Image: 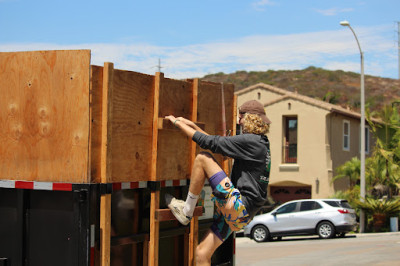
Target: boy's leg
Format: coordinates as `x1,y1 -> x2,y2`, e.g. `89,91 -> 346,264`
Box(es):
183,152 -> 225,217
195,229 -> 223,266
188,151 -> 224,195
166,152 -> 225,223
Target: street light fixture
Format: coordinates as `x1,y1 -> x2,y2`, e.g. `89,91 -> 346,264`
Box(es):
340,20 -> 366,233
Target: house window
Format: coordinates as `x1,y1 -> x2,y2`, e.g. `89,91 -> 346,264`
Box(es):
343,120 -> 350,151
283,116 -> 298,163
257,92 -> 261,100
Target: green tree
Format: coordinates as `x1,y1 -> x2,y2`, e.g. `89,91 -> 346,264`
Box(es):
367,104 -> 400,198
333,157 -> 360,188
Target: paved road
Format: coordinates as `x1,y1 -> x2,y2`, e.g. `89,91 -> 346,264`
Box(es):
235,232 -> 400,266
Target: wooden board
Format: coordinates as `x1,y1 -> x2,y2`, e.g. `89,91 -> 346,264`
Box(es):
0,50 -> 91,182
109,68 -> 154,182
90,65 -> 103,183
197,81 -> 235,168
156,78 -> 193,181
155,206 -> 203,221
91,69 -> 234,183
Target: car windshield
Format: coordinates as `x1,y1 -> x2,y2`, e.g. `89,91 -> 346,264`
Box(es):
323,200 -> 352,209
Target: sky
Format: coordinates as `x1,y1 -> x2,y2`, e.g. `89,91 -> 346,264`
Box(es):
1,0 -> 399,80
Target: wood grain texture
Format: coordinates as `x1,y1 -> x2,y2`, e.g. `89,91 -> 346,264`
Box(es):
197,81 -> 235,169
109,69 -> 154,182
100,194 -> 111,266
149,72 -> 162,266
90,65 -> 103,183
156,77 -> 193,181
0,50 -> 91,182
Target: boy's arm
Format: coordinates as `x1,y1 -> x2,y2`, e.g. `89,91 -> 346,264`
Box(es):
176,117 -> 208,135
165,115 -> 208,138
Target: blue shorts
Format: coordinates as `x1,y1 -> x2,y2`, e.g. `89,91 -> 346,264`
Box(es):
209,171 -> 250,242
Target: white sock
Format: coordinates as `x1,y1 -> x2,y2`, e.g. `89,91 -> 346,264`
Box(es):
183,191 -> 199,217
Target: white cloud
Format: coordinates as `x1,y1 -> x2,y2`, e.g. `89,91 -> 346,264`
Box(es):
315,7 -> 353,16
252,0 -> 275,11
323,61 -> 361,73
0,24 -> 396,79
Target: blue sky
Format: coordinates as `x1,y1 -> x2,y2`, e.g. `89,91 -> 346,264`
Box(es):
1,0 -> 399,79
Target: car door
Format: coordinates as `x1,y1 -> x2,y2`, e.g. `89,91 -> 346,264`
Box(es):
267,202 -> 299,233
292,201 -> 323,231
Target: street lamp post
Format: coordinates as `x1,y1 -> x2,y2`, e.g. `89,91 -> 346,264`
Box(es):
340,20 -> 366,233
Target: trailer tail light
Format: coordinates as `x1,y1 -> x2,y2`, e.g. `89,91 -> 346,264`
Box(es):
338,209 -> 350,214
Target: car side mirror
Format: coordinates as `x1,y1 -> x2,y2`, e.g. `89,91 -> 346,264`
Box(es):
272,212 -> 277,216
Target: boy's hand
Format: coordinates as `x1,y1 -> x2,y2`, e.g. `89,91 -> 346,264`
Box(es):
165,115 -> 177,123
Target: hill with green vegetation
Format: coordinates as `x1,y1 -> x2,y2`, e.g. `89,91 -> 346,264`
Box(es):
201,66 -> 400,112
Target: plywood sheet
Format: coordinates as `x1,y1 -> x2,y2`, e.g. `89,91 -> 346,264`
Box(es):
0,50 -> 91,182
109,69 -> 154,182
90,65 -> 103,183
157,78 -> 193,181
196,82 -> 226,165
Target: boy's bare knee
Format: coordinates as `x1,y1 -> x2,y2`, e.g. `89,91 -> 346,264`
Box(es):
194,151 -> 223,179
196,151 -> 212,160
195,151 -> 216,164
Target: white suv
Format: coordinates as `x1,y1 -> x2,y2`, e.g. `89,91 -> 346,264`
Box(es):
243,199 -> 357,242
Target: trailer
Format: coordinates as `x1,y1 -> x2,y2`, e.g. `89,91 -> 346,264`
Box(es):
0,50 -> 236,266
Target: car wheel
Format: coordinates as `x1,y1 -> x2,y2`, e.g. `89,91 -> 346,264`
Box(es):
317,221 -> 335,239
251,225 -> 269,242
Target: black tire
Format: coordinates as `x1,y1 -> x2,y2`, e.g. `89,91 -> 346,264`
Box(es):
317,221 -> 335,239
251,225 -> 269,242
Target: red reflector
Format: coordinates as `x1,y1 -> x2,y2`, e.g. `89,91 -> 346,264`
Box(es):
53,183 -> 73,191
15,181 -> 34,190
338,209 -> 349,214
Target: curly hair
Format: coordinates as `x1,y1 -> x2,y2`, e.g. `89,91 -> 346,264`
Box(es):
242,113 -> 270,135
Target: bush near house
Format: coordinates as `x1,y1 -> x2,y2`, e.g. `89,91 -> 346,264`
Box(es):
355,197 -> 400,232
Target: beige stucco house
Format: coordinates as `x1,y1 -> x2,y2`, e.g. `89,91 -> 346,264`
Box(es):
236,83 -> 374,204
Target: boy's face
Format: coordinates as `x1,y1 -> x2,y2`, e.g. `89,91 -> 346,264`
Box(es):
238,111 -> 246,125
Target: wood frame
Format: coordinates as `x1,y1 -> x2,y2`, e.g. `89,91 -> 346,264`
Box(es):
1,50 -> 236,266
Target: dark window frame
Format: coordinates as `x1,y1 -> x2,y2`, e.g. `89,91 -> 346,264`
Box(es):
283,116 -> 298,163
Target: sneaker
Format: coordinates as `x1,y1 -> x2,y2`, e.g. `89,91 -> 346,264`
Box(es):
165,194 -> 192,225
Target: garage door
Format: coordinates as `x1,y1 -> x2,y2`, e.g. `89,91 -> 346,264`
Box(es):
270,186 -> 311,204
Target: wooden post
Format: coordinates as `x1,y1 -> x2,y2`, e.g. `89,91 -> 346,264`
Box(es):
226,94 -> 238,173
149,72 -> 162,266
100,62 -> 114,266
233,94 -> 238,136
188,78 -> 200,266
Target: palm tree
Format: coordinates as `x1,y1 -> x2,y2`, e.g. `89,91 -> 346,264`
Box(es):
366,151 -> 400,198
366,105 -> 400,198
333,157 -> 360,188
